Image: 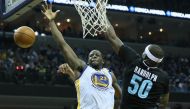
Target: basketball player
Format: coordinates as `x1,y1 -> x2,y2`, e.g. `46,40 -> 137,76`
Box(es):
41,3 -> 121,109
58,62 -> 121,109
103,19 -> 170,108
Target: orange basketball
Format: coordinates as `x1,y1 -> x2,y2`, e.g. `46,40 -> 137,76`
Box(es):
14,26 -> 36,48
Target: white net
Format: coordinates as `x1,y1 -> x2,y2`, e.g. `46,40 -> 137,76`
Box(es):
74,0 -> 109,38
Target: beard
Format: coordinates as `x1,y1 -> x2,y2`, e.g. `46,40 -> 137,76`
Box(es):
89,61 -> 102,70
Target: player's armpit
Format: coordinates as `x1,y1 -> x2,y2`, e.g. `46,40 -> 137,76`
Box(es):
159,93 -> 169,109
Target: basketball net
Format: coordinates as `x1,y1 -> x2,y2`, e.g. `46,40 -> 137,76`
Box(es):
74,0 -> 109,38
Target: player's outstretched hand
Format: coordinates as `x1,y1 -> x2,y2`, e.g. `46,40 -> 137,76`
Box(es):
57,63 -> 74,75
41,2 -> 60,21
57,63 -> 77,81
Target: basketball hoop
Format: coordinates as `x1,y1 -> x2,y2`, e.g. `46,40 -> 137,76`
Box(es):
73,0 -> 109,38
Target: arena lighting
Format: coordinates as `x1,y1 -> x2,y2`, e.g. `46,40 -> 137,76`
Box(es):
159,28 -> 163,32
115,24 -> 118,27
148,32 -> 152,35
41,33 -> 46,37
0,22 -> 3,26
16,66 -> 19,70
166,11 -> 171,16
20,66 -> 24,70
57,22 -> 61,26
107,4 -> 129,11
16,66 -> 24,71
129,6 -> 135,12
170,12 -> 190,19
47,0 -> 54,4
66,18 -> 71,22
35,31 -> 39,36
43,0 -> 190,20
134,7 -> 165,16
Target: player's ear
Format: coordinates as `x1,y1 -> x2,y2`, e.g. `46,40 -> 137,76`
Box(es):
102,60 -> 104,65
87,60 -> 90,65
142,52 -> 146,59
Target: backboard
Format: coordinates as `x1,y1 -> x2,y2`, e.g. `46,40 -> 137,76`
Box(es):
1,0 -> 43,22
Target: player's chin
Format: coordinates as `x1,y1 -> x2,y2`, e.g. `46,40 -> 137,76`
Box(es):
90,62 -> 100,67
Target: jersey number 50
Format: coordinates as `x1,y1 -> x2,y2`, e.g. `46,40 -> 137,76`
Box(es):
128,74 -> 153,99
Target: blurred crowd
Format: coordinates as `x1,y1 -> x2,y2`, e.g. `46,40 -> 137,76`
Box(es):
0,37 -> 190,93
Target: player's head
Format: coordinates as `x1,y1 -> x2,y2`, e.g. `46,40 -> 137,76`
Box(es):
88,49 -> 104,69
142,44 -> 164,68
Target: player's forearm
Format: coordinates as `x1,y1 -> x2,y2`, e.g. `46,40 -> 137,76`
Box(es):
159,100 -> 168,109
159,93 -> 169,109
114,99 -> 121,109
66,70 -> 77,81
114,93 -> 121,109
113,83 -> 122,109
105,21 -> 123,54
114,89 -> 121,109
159,103 -> 168,109
49,20 -> 83,69
49,20 -> 66,45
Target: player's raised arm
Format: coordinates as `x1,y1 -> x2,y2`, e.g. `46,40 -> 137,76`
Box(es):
41,3 -> 86,71
104,18 -> 139,63
104,18 -> 124,55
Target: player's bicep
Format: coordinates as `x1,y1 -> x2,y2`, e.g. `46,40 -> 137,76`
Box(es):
118,45 -> 140,63
60,43 -> 86,70
111,72 -> 122,99
113,82 -> 122,99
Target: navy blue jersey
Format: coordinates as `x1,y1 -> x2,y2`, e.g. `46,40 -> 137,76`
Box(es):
119,45 -> 169,109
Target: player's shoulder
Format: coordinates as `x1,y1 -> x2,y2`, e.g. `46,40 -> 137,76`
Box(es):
83,65 -> 93,72
156,68 -> 169,78
101,68 -> 114,76
101,68 -> 110,73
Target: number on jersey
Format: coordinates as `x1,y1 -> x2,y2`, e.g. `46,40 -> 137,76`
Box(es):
128,74 -> 153,99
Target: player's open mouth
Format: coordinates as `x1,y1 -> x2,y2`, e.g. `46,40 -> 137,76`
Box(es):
91,59 -> 98,63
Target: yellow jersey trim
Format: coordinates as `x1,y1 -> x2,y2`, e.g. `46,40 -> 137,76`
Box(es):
75,79 -> 80,109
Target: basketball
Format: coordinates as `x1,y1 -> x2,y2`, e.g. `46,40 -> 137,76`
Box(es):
14,26 -> 36,48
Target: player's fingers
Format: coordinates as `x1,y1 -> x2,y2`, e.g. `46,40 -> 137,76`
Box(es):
41,5 -> 46,11
58,65 -> 63,70
62,64 -> 67,68
61,64 -> 67,71
58,65 -> 66,73
55,10 -> 60,15
64,64 -> 70,69
45,2 -> 48,8
41,10 -> 45,15
49,3 -> 52,10
62,67 -> 68,73
65,63 -> 69,67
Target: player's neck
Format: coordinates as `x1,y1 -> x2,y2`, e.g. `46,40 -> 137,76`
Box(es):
143,61 -> 157,70
91,65 -> 102,70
